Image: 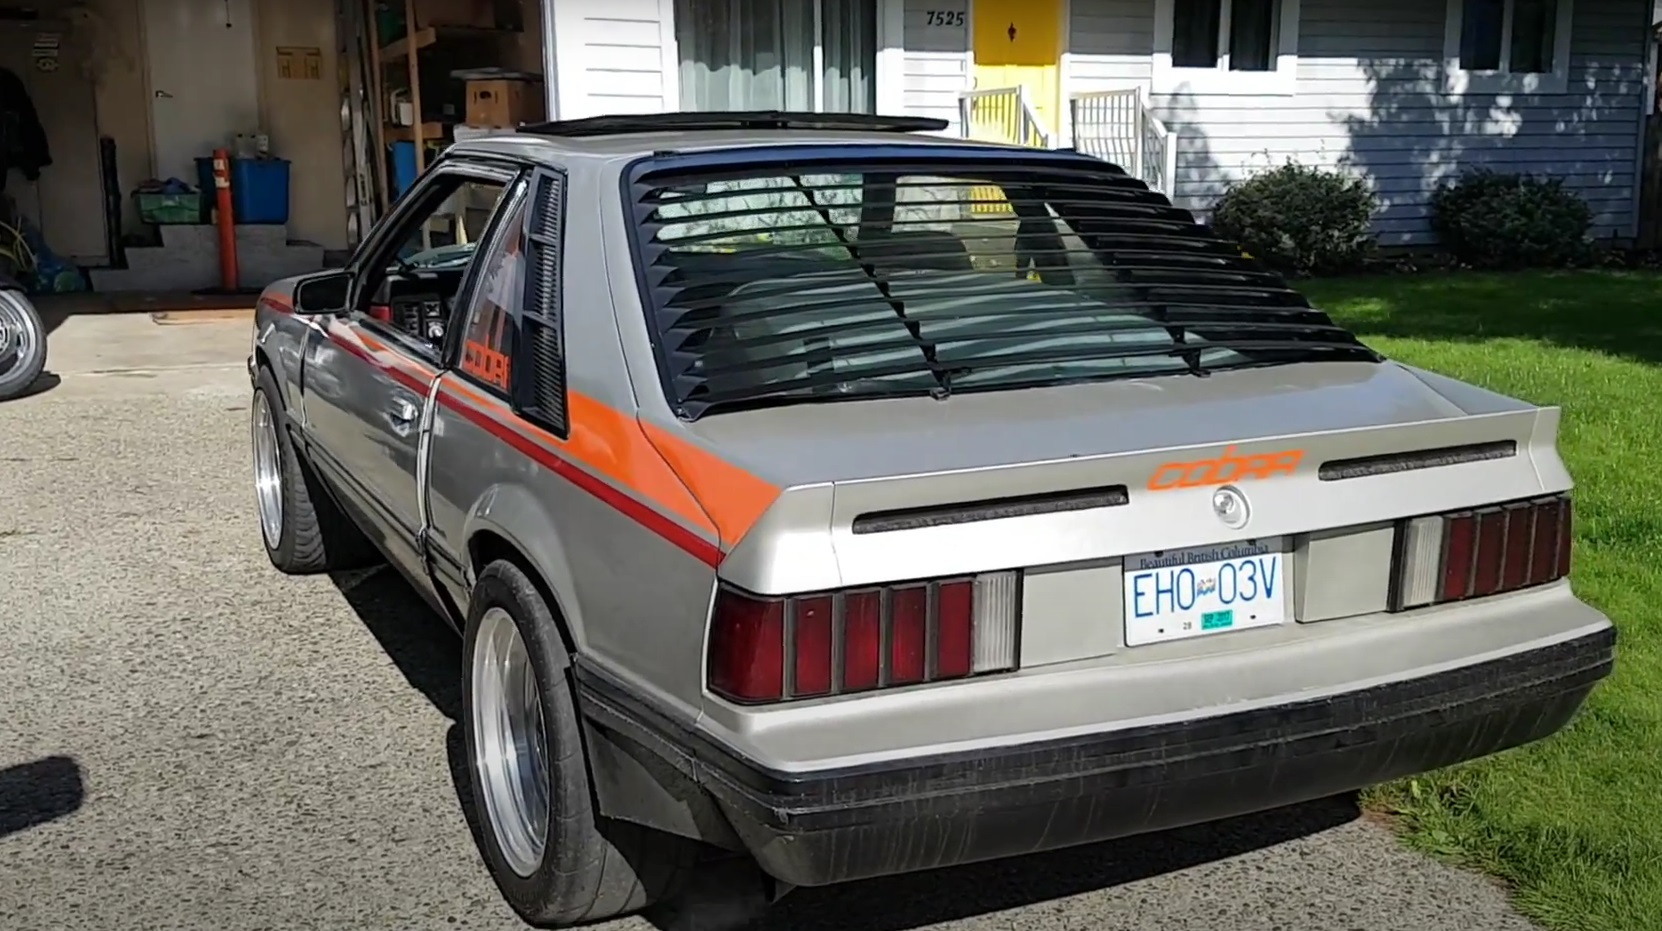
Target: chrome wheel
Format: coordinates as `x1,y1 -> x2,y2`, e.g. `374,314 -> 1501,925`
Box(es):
472,606 -> 551,878
251,391 -> 284,548
0,291 -> 37,369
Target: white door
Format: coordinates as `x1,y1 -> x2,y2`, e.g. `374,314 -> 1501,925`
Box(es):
142,0 -> 260,183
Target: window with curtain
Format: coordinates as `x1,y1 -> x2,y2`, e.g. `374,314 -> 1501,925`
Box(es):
675,0 -> 876,113
1168,0 -> 1282,72
1458,0 -> 1560,74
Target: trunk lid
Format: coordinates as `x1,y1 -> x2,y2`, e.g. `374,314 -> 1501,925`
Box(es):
699,360 -> 1566,597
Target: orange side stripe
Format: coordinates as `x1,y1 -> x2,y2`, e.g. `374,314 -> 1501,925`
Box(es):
640,421 -> 781,548
443,378 -> 722,540
337,326 -> 780,551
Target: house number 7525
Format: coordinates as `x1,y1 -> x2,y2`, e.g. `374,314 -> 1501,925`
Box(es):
925,10 -> 965,26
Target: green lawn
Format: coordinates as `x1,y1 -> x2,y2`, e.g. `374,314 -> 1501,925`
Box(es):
1297,270 -> 1662,931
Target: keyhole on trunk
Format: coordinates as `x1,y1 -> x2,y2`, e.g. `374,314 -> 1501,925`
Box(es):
1007,23 -> 1017,41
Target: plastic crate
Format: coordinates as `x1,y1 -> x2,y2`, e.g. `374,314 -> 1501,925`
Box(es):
195,156 -> 292,225
134,191 -> 203,225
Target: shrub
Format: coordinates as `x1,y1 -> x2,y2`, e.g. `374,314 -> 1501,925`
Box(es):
1208,162 -> 1378,278
1429,169 -> 1593,270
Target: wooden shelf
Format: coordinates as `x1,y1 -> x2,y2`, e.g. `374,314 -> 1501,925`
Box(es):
383,122 -> 448,142
381,25 -> 518,61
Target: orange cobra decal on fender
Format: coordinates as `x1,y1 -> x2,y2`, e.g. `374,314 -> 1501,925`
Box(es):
1147,445 -> 1304,491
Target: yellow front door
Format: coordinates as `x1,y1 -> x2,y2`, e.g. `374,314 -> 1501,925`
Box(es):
972,0 -> 1063,138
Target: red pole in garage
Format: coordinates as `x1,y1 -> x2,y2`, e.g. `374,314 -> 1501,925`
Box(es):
211,147 -> 240,292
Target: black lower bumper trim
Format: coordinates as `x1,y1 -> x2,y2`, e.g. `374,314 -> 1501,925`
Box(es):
576,625 -> 1614,887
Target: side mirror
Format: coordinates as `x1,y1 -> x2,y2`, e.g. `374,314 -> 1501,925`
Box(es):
294,270 -> 353,314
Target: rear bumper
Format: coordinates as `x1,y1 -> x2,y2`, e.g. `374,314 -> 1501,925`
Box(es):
576,623 -> 1614,888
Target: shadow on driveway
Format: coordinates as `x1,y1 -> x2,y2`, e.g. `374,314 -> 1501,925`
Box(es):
329,565 -> 1361,931
0,754 -> 86,841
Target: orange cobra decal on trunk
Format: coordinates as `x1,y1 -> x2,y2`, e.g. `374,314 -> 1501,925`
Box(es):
1147,445 -> 1304,491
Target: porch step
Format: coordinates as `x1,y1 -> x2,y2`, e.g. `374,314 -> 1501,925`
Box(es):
91,223 -> 327,293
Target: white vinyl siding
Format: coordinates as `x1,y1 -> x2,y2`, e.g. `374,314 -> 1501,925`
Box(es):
550,0 -> 678,119
1067,0 -> 1649,244
900,0 -> 972,133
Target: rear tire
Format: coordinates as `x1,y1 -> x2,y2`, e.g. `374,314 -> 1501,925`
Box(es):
462,559 -> 698,927
250,365 -> 380,574
0,290 -> 47,401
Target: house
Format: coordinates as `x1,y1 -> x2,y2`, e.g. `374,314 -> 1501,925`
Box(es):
536,0 -> 1654,246
38,0 -> 1651,296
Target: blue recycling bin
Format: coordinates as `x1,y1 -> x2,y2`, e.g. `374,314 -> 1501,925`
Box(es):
194,156 -> 292,225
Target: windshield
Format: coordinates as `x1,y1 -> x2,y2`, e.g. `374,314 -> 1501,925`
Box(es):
397,242 -> 477,270
629,154 -> 1378,419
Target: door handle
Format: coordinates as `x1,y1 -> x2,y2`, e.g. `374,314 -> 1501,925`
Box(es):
390,398 -> 419,424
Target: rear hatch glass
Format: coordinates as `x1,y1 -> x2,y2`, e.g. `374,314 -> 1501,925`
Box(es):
623,150 -> 1378,419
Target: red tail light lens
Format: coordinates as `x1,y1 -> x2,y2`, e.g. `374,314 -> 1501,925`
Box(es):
707,572 -> 1022,705
1394,494 -> 1572,611
706,593 -> 785,703
791,595 -> 834,697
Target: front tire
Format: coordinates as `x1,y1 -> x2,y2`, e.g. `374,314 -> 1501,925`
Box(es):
0,289 -> 47,401
462,559 -> 697,927
250,365 -> 379,574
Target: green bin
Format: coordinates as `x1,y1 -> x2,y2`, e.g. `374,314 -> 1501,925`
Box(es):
134,191 -> 203,225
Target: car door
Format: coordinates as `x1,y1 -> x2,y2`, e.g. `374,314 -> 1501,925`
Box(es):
300,158 -> 526,585
424,165 -> 568,613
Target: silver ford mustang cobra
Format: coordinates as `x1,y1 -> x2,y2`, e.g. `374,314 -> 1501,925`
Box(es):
245,111 -> 1616,928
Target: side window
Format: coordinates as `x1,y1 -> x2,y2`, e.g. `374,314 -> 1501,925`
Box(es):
355,171 -> 510,348
456,194 -> 528,397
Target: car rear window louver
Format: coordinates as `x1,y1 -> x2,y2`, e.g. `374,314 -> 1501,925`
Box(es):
851,485 -> 1131,535
517,168 -> 569,436
1318,440 -> 1517,482
624,152 -> 1382,421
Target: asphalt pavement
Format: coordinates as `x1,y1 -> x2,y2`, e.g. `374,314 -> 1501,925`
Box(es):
0,313 -> 1540,930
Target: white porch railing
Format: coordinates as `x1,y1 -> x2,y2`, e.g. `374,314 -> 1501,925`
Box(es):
957,87 -> 1053,214
958,86 -> 1052,149
955,85 -> 1180,198
1068,88 -> 1180,197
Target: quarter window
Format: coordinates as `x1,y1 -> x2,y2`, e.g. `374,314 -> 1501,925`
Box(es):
457,194 -> 528,397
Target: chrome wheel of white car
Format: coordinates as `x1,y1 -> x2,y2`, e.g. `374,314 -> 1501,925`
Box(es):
472,605 -> 552,878
251,390 -> 284,549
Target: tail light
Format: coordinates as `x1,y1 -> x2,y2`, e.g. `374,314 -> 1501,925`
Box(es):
1392,494 -> 1572,611
707,572 -> 1021,704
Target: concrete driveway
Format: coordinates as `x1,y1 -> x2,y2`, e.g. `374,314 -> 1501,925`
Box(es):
0,313 -> 1539,931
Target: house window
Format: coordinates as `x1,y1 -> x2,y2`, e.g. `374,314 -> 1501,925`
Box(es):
1154,0 -> 1300,95
1172,0 -> 1279,71
1460,0 -> 1556,72
675,0 -> 877,113
1444,0 -> 1574,93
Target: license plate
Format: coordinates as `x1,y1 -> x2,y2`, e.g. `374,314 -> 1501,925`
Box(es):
1123,539 -> 1287,647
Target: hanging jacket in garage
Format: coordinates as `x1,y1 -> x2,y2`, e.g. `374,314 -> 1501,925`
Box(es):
0,66 -> 50,191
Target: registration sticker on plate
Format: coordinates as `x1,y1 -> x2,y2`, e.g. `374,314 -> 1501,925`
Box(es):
1123,539 -> 1287,647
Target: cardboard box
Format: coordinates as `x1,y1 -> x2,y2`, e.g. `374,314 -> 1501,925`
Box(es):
413,0 -> 495,29
452,124 -> 509,143
465,78 -> 544,127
